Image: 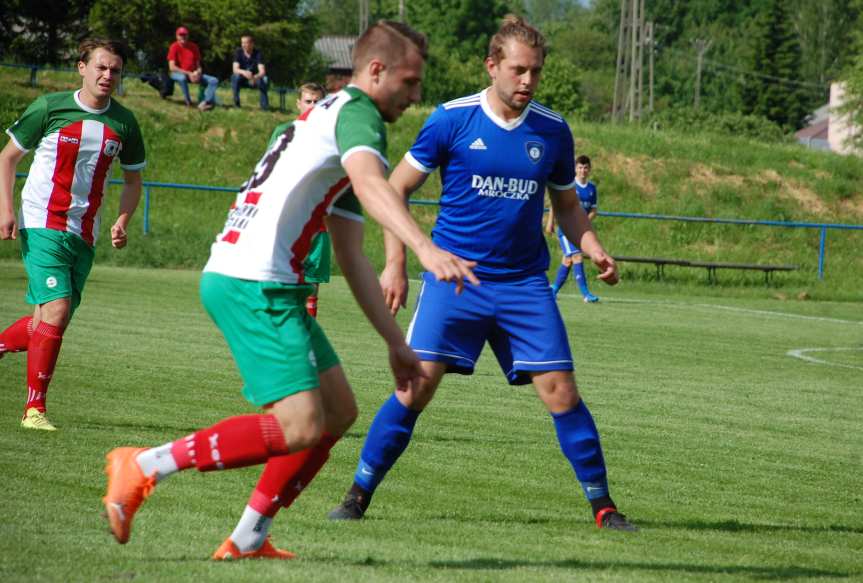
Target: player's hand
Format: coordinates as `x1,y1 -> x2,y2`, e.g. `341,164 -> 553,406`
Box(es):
380,263 -> 409,316
110,222 -> 128,249
388,343 -> 427,392
416,245 -> 479,295
591,249 -> 619,286
0,211 -> 17,240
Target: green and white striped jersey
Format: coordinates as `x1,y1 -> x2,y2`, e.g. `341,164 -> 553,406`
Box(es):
204,86 -> 384,284
6,90 -> 146,246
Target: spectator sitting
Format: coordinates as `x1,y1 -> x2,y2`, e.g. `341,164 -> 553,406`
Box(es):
167,26 -> 219,111
231,34 -> 269,110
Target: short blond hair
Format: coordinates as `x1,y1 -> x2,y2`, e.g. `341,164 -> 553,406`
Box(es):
352,20 -> 428,70
488,14 -> 547,63
298,82 -> 325,98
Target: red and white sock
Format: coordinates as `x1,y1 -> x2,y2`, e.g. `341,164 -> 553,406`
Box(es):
0,316 -> 33,355
25,321 -> 64,413
228,433 -> 339,551
135,414 -> 291,480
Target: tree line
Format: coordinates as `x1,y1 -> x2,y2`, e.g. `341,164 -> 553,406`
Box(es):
2,0 -> 863,136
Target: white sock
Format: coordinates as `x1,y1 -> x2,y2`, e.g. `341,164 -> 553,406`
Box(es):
229,505 -> 273,552
135,442 -> 179,482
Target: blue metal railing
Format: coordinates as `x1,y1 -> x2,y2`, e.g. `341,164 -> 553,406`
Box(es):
14,174 -> 862,279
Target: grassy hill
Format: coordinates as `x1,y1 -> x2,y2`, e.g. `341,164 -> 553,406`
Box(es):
1,67 -> 862,301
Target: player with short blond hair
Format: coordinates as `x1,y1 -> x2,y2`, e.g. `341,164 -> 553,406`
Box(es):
101,20 -> 478,559
329,15 -> 637,532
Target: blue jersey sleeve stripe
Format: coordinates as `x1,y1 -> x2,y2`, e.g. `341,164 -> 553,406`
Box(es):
404,151 -> 435,174
528,105 -> 565,124
548,178 -> 578,191
529,101 -> 564,121
443,93 -> 482,109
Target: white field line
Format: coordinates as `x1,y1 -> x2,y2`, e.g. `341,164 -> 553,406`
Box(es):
785,347 -> 863,372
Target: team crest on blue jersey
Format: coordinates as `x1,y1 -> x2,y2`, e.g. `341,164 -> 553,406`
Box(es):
525,141 -> 544,164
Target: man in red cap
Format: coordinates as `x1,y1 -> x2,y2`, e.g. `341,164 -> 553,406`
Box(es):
167,26 -> 219,111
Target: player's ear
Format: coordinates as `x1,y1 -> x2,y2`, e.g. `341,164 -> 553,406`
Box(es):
368,59 -> 386,82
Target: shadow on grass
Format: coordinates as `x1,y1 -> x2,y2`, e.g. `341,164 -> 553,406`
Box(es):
427,557 -> 856,580
637,518 -> 863,536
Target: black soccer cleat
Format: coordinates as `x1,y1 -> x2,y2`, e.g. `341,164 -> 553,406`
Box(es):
327,485 -> 371,520
596,507 -> 639,532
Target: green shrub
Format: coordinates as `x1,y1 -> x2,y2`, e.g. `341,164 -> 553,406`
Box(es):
648,107 -> 789,143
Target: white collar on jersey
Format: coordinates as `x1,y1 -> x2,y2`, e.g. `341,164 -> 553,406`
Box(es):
74,90 -> 111,114
480,87 -> 531,131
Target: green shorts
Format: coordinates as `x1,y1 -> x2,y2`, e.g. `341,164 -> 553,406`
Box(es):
303,231 -> 331,284
21,228 -> 94,313
199,272 -> 340,407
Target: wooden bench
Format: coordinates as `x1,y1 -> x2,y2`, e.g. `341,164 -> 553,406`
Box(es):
612,255 -> 798,284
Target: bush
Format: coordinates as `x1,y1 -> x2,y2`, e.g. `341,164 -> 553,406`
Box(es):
647,107 -> 789,143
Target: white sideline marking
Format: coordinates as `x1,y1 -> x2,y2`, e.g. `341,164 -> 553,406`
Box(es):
593,296 -> 863,326
786,347 -> 863,371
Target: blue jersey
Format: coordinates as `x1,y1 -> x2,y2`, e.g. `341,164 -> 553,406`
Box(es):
405,89 -> 576,280
575,180 -> 597,214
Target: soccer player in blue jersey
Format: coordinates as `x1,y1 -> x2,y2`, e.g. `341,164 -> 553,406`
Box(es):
546,154 -> 600,302
328,15 -> 637,531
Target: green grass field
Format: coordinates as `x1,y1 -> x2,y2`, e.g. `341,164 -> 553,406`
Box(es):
1,261 -> 861,582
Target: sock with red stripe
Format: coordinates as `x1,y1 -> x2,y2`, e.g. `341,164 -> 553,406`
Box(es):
228,433 -> 339,551
0,315 -> 33,355
25,321 -> 64,413
136,414 -> 291,480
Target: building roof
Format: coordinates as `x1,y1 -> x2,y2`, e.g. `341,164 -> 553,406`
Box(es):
314,36 -> 356,72
796,118 -> 829,141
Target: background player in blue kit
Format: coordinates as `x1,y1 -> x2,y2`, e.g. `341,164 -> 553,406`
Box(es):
546,154 -> 600,302
328,15 -> 637,531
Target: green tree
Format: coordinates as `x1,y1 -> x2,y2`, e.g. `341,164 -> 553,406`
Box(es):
90,0 -> 321,85
5,0 -> 95,64
740,0 -> 813,129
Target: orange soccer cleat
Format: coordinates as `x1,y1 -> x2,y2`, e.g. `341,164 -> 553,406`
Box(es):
212,537 -> 296,561
102,447 -> 156,544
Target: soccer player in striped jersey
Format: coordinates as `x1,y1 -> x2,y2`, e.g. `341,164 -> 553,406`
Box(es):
0,38 -> 146,431
268,82 -> 328,317
329,15 -> 637,531
101,21 -> 478,559
546,154 -> 600,302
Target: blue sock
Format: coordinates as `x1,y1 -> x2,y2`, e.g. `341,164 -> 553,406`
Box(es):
553,264 -> 570,293
354,394 -> 420,493
552,400 -> 609,501
573,262 -> 591,297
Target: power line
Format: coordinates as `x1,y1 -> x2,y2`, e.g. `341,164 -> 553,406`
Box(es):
661,45 -> 829,91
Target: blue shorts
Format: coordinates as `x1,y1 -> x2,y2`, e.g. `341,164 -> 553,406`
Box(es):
557,228 -> 581,257
406,272 -> 574,385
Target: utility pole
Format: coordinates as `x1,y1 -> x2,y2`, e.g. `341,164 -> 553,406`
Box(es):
646,21 -> 654,114
694,38 -> 712,110
612,0 -> 631,123
359,0 -> 369,35
614,0 -> 651,122
627,0 -> 640,122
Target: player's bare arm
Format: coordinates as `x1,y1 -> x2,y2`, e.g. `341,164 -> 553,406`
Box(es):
328,214 -> 426,391
0,139 -> 27,240
544,203 -> 556,235
343,151 -> 478,293
380,159 -> 431,314
111,170 -> 143,249
550,188 -> 619,285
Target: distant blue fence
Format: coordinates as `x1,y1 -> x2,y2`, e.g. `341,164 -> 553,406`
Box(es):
14,177 -> 862,280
